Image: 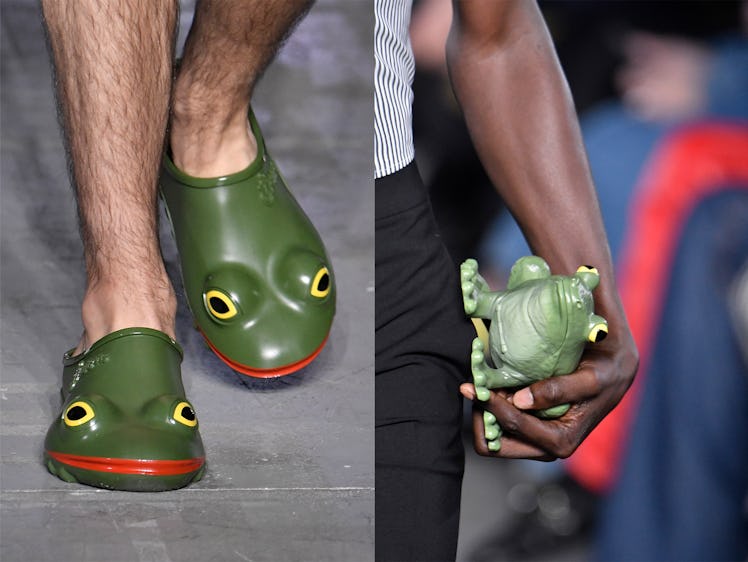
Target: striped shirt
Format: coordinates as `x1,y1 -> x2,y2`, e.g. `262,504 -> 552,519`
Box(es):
374,0 -> 415,178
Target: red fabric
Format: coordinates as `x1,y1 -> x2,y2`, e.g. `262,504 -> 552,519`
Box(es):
566,122 -> 748,493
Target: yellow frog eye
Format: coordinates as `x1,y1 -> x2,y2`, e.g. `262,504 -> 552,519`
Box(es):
204,289 -> 238,320
173,401 -> 197,427
310,266 -> 331,298
576,265 -> 600,290
588,323 -> 608,343
64,401 -> 95,427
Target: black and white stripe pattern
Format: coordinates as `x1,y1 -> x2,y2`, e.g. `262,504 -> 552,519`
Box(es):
375,0 -> 415,178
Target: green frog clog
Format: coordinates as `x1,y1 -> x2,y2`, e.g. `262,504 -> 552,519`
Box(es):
160,111 -> 335,377
44,328 -> 206,491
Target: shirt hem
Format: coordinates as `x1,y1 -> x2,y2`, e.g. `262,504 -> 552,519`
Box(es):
375,152 -> 415,179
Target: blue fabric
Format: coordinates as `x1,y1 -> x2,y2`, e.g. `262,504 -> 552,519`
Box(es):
596,189 -> 748,562
483,36 -> 748,272
707,36 -> 748,121
578,105 -> 665,263
482,103 -> 664,270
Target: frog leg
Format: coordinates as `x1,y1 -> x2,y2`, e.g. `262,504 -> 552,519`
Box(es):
471,338 -> 535,399
469,339 -> 500,449
470,337 -> 537,452
483,410 -> 502,452
461,259 -> 501,318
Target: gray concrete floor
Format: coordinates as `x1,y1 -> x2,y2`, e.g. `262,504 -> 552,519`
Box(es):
0,2 -> 374,561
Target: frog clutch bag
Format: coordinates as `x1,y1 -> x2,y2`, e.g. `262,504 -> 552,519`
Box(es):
460,256 -> 608,451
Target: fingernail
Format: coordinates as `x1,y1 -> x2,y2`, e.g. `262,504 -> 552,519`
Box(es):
513,389 -> 533,409
460,384 -> 476,400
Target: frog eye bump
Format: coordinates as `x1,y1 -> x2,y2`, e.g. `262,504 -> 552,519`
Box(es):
64,401 -> 95,427
204,289 -> 238,320
310,266 -> 331,298
588,323 -> 608,343
173,401 -> 198,427
576,265 -> 600,290
577,265 -> 599,275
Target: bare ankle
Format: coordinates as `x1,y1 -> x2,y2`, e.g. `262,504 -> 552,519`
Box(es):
170,88 -> 257,178
76,278 -> 177,353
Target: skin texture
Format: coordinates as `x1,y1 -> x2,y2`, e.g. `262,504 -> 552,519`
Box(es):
448,0 -> 639,460
41,0 -> 313,354
42,0 -> 179,353
171,0 -> 313,177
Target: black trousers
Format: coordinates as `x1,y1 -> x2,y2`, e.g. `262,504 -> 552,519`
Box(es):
375,162 -> 475,562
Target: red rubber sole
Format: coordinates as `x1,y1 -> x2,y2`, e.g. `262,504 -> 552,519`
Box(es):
46,451 -> 205,476
202,332 -> 329,378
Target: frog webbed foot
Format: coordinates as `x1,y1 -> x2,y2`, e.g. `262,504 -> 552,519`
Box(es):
471,339 -> 502,450
461,259 -> 494,317
483,410 -> 502,451
470,338 -> 492,402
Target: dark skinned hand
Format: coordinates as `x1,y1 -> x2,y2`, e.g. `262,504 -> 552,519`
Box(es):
460,328 -> 638,460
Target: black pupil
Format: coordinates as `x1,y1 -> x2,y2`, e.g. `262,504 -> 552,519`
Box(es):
181,406 -> 195,421
594,330 -> 607,343
210,296 -> 230,314
316,272 -> 330,292
67,405 -> 87,421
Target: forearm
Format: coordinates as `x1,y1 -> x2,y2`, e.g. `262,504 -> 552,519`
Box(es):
446,1 -> 628,343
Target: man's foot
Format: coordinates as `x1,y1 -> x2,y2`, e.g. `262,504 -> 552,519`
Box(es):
166,0 -> 313,177
169,97 -> 258,178
74,276 -> 177,355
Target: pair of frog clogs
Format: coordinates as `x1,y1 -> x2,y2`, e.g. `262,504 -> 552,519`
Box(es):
44,112 -> 335,491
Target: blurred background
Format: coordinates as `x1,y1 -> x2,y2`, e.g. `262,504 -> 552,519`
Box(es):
409,1 -> 748,561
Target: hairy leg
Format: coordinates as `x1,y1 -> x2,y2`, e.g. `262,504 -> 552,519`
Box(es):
171,0 -> 313,177
42,0 -> 178,352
